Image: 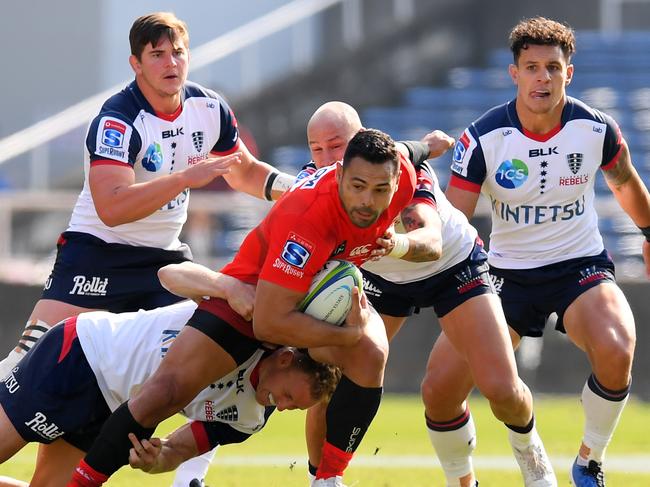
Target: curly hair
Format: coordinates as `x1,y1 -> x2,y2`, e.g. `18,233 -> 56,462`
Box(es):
291,349 -> 342,402
509,17 -> 576,63
343,128 -> 400,176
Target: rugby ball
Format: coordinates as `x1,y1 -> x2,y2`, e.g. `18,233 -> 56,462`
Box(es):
299,260 -> 363,326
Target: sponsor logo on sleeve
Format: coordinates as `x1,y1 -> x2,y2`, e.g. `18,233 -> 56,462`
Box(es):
280,232 -> 313,269
451,132 -> 471,175
96,117 -> 131,162
3,366 -> 20,394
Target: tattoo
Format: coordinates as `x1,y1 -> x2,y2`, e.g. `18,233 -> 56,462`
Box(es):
400,205 -> 425,232
603,144 -> 633,187
407,241 -> 440,261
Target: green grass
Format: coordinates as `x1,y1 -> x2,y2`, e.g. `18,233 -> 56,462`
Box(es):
2,394 -> 649,486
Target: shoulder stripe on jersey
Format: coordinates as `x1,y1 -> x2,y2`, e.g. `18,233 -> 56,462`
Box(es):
190,422 -> 212,454
449,174 -> 481,193
90,159 -> 133,168
211,139 -> 242,157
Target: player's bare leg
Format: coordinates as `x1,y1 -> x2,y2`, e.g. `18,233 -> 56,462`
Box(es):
305,313 -> 405,481
308,307 -> 388,486
564,283 -> 635,486
423,294 -> 555,486
29,441 -> 85,487
0,300 -> 98,378
0,404 -> 27,464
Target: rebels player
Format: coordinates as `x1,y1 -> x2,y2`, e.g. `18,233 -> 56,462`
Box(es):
0,300 -> 339,487
444,17 -> 650,486
0,11 -> 292,375
0,13 -> 293,486
65,129 -> 429,487
304,102 -> 555,487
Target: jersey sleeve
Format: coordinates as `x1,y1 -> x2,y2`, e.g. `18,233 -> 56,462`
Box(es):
258,213 -> 334,293
189,420 -> 252,453
411,161 -> 437,208
86,113 -> 142,167
448,126 -> 486,193
600,114 -> 624,171
210,95 -> 241,155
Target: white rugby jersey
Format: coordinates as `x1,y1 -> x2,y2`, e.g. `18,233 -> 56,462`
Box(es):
76,300 -> 268,435
362,162 -> 477,283
67,81 -> 240,250
449,97 -> 622,269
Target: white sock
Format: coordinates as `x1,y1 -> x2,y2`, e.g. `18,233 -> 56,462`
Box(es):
171,446 -> 218,487
507,418 -> 535,451
0,320 -> 51,379
426,411 -> 476,486
580,374 -> 629,465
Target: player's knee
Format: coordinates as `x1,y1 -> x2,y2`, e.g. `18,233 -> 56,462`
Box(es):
477,375 -> 522,409
593,332 -> 635,385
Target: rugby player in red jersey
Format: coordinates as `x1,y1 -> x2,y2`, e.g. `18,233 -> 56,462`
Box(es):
66,129 -> 429,487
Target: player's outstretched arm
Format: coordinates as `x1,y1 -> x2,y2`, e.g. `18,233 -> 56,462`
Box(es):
90,153 -> 241,227
128,427 -> 198,475
220,140 -> 294,201
253,280 -> 363,348
602,140 -> 650,277
158,263 -> 255,320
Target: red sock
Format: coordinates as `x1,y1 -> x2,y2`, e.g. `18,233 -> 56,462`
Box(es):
67,459 -> 109,487
316,441 -> 353,479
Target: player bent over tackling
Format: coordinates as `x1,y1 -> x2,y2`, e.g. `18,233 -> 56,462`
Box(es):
0,299 -> 339,487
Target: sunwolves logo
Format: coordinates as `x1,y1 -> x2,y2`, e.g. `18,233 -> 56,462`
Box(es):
216,405 -> 239,422
362,279 -> 382,297
192,131 -> 204,152
566,153 -> 583,174
69,276 -> 108,296
454,266 -> 484,294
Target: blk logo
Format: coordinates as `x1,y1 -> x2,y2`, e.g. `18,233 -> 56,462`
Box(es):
162,128 -> 184,139
529,147 -> 558,157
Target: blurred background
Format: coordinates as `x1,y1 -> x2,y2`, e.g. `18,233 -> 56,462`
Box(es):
1,0 -> 649,398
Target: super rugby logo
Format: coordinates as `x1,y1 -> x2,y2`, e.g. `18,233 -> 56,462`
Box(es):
451,132 -> 470,175
495,159 -> 528,189
102,119 -> 126,148
281,232 -> 313,269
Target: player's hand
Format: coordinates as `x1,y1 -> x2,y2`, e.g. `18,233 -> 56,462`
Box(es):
643,240 -> 650,279
223,275 -> 256,321
421,130 -> 455,159
370,226 -> 396,260
342,287 -> 371,344
128,433 -> 163,472
181,153 -> 242,189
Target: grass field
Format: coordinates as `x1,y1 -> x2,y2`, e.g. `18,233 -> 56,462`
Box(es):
2,394 -> 649,486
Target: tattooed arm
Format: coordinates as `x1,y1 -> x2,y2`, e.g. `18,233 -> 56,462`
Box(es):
372,201 -> 443,263
603,139 -> 650,276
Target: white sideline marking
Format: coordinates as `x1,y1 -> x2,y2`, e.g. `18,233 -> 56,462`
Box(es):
214,454 -> 650,473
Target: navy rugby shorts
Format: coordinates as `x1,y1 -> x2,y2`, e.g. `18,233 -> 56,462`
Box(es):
489,249 -> 616,337
0,317 -> 111,451
41,231 -> 191,312
361,241 -> 495,318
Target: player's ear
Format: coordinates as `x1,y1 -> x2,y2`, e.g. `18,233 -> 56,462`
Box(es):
129,55 -> 142,75
276,347 -> 295,368
509,63 -> 518,85
565,63 -> 574,86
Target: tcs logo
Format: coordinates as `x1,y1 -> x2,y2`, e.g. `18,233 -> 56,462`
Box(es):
495,159 -> 528,189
